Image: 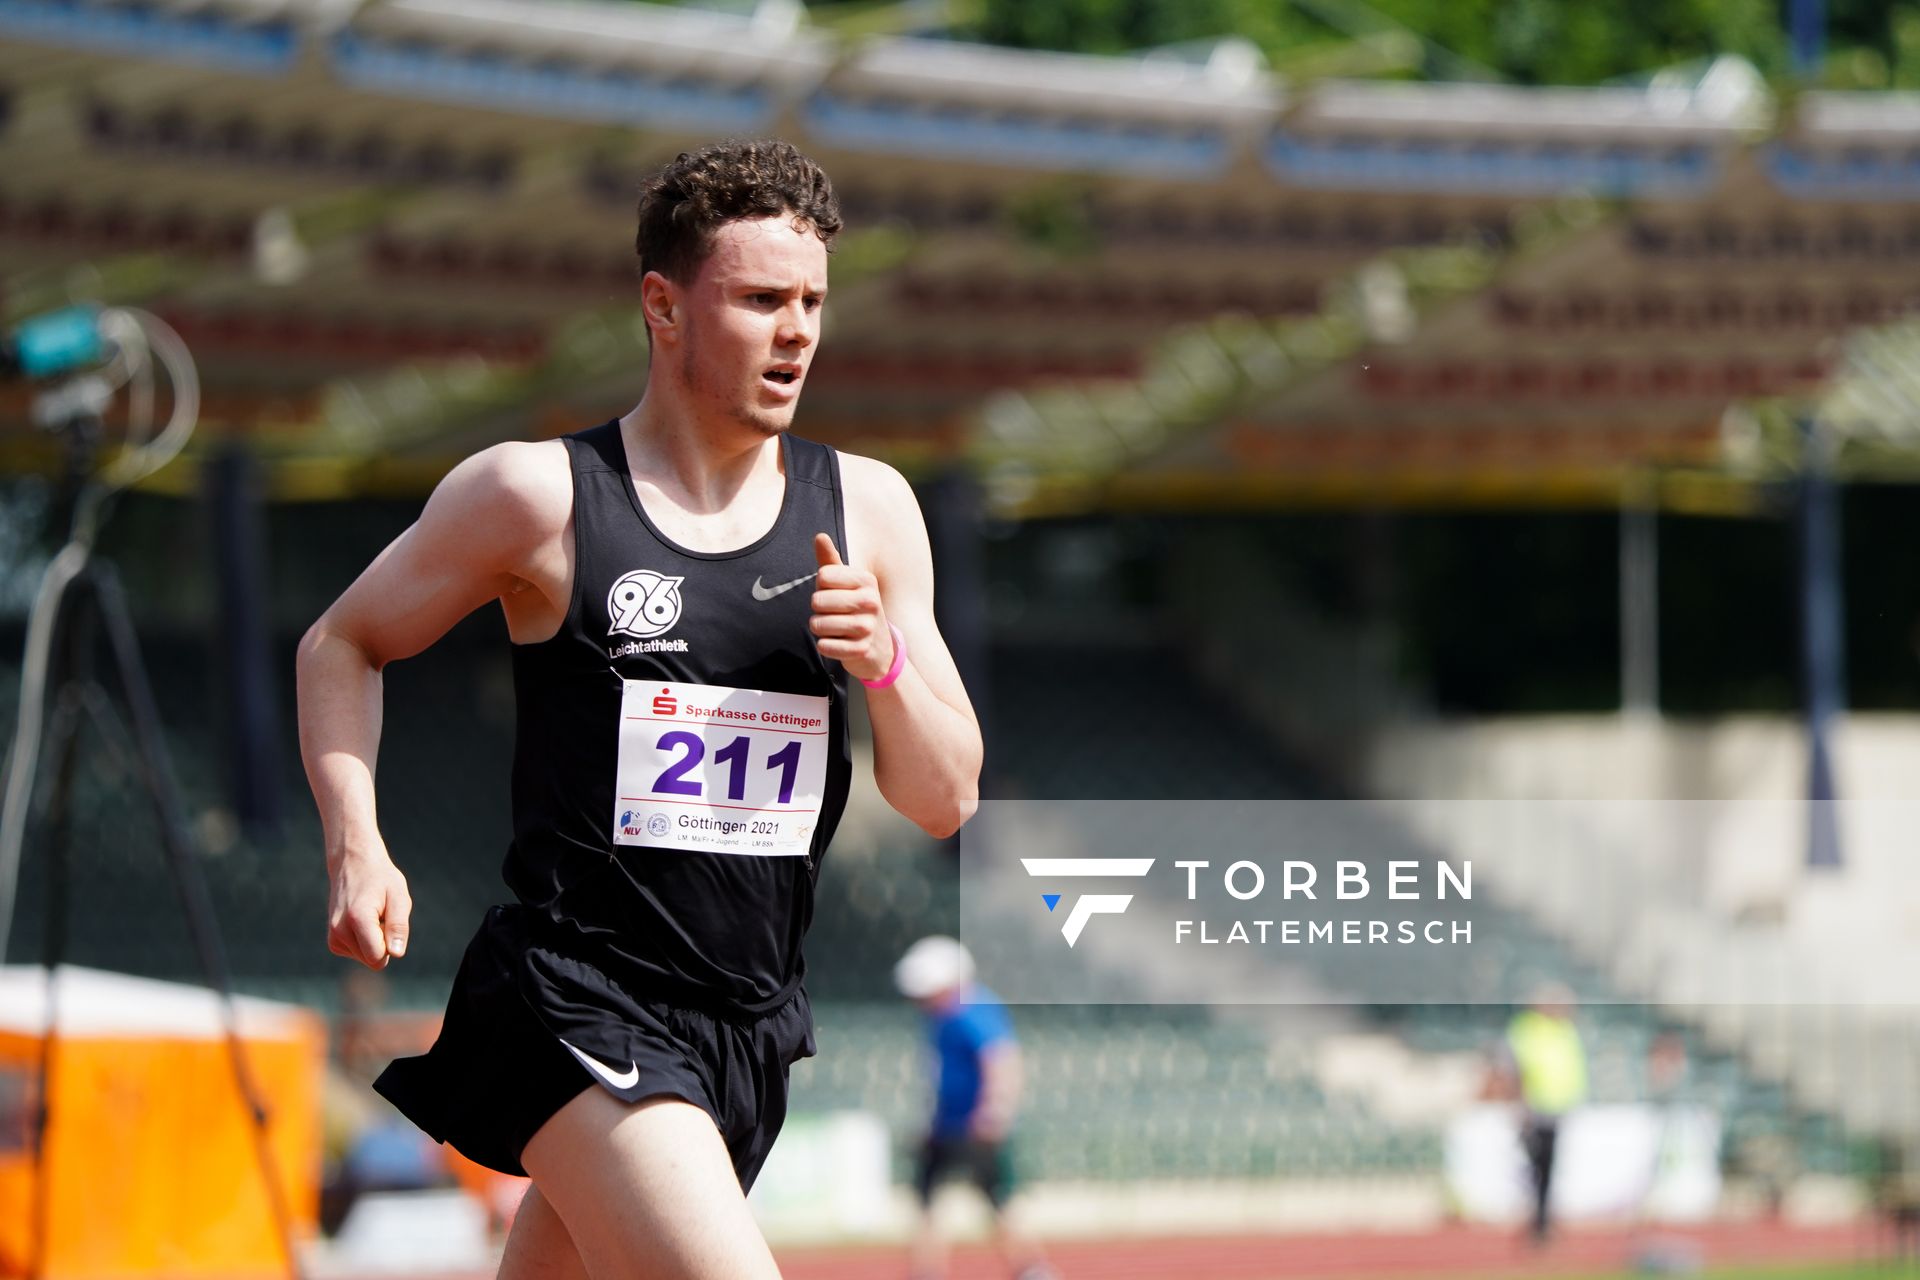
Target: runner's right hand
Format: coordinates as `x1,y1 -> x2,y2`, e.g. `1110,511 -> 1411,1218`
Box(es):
327,845 -> 412,970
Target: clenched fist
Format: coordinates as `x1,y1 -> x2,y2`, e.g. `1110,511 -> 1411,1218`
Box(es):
327,844 -> 412,970
809,532 -> 894,684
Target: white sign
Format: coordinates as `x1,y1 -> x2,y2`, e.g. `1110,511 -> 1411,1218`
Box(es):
613,679 -> 829,858
1446,1103 -> 1721,1224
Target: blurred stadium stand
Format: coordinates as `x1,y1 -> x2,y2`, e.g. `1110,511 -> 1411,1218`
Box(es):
0,0 -> 1912,502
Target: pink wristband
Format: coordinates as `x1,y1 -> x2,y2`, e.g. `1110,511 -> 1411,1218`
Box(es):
861,623 -> 907,690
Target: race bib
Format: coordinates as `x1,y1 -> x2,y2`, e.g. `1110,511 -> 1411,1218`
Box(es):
613,679 -> 829,857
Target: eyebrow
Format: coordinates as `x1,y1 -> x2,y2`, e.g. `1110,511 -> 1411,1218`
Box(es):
738,282 -> 828,295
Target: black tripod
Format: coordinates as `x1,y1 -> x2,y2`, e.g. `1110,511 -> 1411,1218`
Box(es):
0,403 -> 302,1279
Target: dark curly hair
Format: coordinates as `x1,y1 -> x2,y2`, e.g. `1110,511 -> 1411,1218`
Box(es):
634,138 -> 842,284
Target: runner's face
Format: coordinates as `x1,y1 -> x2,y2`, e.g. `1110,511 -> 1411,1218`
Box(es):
681,215 -> 827,437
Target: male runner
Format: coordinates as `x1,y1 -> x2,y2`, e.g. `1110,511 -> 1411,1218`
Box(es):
298,139 -> 981,1280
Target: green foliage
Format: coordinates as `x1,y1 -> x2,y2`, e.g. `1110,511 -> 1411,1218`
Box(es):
941,0 -> 1920,86
1369,0 -> 1787,84
777,0 -> 1920,87
966,0 -> 1243,54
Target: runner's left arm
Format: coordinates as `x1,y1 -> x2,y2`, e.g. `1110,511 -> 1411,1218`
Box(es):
812,457 -> 981,837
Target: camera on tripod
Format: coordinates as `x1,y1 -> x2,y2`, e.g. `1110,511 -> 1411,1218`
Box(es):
0,304 -> 303,1279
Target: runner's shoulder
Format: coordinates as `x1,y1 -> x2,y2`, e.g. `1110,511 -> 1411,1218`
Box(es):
431,439 -> 572,545
835,451 -> 920,525
834,452 -> 928,579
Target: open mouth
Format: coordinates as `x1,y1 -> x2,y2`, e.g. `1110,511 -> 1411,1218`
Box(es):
764,366 -> 800,387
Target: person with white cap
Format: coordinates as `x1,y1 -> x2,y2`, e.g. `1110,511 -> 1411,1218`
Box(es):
894,936 -> 1057,1280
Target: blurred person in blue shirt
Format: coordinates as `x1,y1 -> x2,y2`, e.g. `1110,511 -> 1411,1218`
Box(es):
895,936 -> 1057,1280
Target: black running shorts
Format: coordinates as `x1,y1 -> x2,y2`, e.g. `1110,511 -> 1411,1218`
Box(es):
374,905 -> 816,1190
914,1132 -> 1014,1207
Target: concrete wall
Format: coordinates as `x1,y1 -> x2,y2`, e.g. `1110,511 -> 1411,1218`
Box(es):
1369,715 -> 1920,1143
1370,714 -> 1920,937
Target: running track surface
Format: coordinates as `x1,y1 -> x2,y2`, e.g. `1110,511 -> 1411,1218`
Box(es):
391,1221 -> 1876,1280
773,1221 -> 1875,1280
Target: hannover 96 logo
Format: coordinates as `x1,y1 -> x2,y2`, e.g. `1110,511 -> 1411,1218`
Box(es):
608,569 -> 684,638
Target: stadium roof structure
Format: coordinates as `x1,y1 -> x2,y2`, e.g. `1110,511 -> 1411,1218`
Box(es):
1,0 -> 1918,512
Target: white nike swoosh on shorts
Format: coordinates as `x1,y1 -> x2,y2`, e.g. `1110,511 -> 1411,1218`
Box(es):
751,572 -> 817,602
559,1037 -> 641,1090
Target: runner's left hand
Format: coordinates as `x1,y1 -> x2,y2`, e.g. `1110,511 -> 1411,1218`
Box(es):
810,533 -> 893,684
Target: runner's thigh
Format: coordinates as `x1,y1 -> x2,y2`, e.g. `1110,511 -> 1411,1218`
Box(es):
521,1087 -> 782,1280
498,1186 -> 590,1280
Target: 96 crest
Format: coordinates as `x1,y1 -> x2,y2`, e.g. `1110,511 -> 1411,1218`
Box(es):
607,569 -> 684,638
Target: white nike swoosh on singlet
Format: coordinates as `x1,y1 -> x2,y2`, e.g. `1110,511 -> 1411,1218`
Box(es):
559,1038 -> 641,1090
751,571 -> 817,602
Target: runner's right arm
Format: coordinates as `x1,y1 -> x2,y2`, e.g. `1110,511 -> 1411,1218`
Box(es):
297,441 -> 570,970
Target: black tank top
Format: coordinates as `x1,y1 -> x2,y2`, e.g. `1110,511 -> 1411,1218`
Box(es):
503,420 -> 853,1013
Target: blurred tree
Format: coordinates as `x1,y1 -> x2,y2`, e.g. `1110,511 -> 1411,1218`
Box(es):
841,0 -> 1920,87
968,0 -> 1236,53
1372,0 -> 1786,84
1893,7 -> 1920,85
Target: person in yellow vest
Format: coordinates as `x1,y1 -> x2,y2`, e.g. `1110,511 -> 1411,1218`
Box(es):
1503,982 -> 1588,1244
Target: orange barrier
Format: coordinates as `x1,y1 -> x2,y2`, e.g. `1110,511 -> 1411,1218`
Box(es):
0,968 -> 322,1280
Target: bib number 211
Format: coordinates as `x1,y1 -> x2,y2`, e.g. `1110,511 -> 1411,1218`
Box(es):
652,732 -> 802,805
613,679 -> 829,857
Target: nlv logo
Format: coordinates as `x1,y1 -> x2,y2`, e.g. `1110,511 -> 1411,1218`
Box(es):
1020,858 -> 1155,947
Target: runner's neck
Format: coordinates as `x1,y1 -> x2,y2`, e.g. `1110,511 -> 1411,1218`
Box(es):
617,399 -> 787,517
